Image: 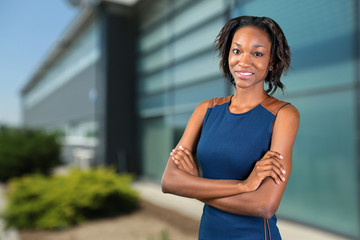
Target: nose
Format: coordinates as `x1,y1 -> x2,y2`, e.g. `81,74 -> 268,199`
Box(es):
238,53 -> 251,67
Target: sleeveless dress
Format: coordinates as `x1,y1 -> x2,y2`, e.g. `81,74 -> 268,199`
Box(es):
196,95 -> 290,240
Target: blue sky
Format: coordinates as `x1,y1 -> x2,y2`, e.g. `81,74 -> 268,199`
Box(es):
0,0 -> 80,126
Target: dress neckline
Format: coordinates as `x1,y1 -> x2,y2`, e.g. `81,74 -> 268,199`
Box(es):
226,94 -> 270,116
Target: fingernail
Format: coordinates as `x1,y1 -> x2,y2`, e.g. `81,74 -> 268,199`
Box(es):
179,146 -> 184,150
282,177 -> 286,181
282,169 -> 286,174
280,155 -> 284,159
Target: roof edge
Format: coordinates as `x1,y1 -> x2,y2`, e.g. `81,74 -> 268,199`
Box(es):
21,7 -> 95,95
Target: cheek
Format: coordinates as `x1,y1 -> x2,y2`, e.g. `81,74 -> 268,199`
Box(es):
228,55 -> 237,68
256,59 -> 270,71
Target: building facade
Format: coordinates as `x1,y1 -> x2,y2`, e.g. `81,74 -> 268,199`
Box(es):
22,2 -> 138,172
21,0 -> 360,238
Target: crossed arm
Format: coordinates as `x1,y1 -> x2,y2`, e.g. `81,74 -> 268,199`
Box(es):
161,99 -> 300,219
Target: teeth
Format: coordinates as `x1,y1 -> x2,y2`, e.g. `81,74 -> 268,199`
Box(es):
238,72 -> 252,75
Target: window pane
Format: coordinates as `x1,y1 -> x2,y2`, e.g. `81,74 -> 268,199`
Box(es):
173,51 -> 221,85
172,0 -> 226,35
24,19 -> 100,109
173,17 -> 224,61
173,78 -> 227,106
278,90 -> 359,237
139,22 -> 171,53
138,45 -> 171,73
138,69 -> 172,95
140,117 -> 173,181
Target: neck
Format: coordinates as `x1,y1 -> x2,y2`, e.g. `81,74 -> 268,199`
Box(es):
232,87 -> 269,107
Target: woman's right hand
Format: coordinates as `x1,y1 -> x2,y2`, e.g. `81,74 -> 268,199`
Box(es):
244,151 -> 286,192
170,145 -> 199,177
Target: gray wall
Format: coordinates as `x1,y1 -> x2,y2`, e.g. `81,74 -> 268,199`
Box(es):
23,64 -> 97,127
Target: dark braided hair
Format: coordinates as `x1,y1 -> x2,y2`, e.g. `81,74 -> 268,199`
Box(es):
215,16 -> 291,95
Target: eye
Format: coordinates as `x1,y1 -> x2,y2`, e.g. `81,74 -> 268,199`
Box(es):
232,49 -> 240,55
254,52 -> 264,57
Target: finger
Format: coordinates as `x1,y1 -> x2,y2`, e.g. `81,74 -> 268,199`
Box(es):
262,164 -> 286,182
255,162 -> 285,182
170,150 -> 183,168
259,170 -> 281,185
266,150 -> 284,160
263,158 -> 286,175
171,156 -> 185,170
171,151 -> 192,172
179,146 -> 196,166
173,149 -> 194,170
269,171 -> 281,184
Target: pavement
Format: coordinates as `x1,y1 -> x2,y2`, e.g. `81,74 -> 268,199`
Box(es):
0,185 -> 19,240
133,181 -> 352,240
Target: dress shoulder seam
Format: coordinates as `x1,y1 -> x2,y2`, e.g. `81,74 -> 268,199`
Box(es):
261,96 -> 291,116
208,96 -> 232,109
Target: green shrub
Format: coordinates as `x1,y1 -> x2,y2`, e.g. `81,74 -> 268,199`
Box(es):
0,126 -> 61,182
3,167 -> 139,229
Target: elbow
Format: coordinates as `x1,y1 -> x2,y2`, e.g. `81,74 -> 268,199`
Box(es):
161,177 -> 169,193
258,201 -> 278,219
161,173 -> 176,194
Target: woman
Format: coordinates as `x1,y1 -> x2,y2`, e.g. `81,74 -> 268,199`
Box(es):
161,16 -> 300,240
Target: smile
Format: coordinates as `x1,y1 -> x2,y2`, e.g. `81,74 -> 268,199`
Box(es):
238,72 -> 253,76
235,71 -> 254,79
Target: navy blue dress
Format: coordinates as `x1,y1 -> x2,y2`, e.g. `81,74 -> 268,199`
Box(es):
197,95 -> 289,240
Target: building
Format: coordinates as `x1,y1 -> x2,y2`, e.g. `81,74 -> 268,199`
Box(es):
21,0 -> 360,238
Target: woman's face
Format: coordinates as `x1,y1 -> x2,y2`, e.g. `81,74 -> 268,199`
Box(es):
228,26 -> 272,91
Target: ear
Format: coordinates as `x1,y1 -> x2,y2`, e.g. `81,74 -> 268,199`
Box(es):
268,60 -> 274,71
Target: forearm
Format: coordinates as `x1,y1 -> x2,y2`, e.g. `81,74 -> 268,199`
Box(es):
200,178 -> 280,219
162,163 -> 248,199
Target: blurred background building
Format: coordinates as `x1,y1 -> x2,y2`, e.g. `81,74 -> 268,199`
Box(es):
20,0 -> 360,238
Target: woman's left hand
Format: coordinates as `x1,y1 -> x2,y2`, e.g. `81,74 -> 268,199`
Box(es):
170,146 -> 199,177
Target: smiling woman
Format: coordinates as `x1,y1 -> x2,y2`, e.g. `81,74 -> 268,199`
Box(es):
161,16 -> 299,240
228,26 -> 272,93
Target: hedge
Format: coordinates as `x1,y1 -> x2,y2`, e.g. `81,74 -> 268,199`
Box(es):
0,127 -> 61,182
3,167 -> 139,229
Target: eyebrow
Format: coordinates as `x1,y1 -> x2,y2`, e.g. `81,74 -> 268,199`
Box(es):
233,42 -> 265,48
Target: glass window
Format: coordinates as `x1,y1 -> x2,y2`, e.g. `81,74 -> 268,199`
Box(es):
173,78 -> 227,107
137,92 -> 170,113
140,117 -> 173,181
278,90 -> 358,237
139,22 -> 171,53
138,69 -> 172,95
173,0 -> 193,10
138,0 -> 171,31
172,0 -> 226,35
173,51 -> 221,85
138,45 -> 171,74
173,17 -> 224,61
24,19 -> 100,109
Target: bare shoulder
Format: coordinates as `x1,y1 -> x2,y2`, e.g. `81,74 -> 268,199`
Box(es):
275,104 -> 300,131
196,98 -> 212,112
176,98 -> 213,152
186,98 -> 213,124
271,104 -> 300,157
278,104 -> 300,121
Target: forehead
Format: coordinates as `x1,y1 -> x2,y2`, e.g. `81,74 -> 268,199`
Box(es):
232,26 -> 271,46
